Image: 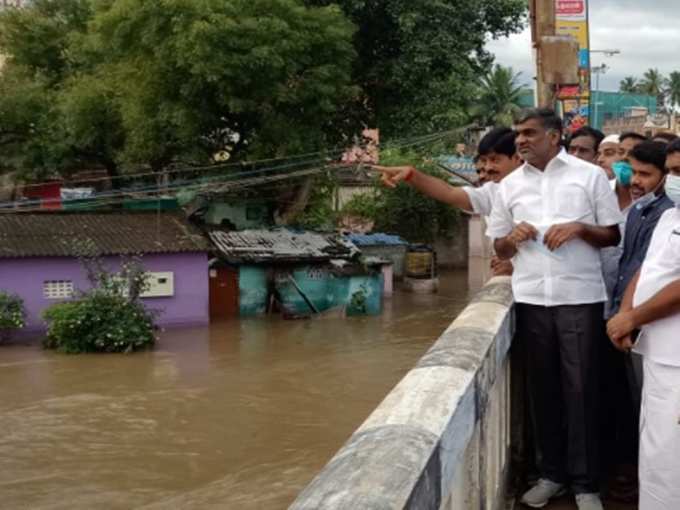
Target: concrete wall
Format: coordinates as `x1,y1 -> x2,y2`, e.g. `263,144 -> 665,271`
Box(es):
291,276 -> 514,510
356,245 -> 407,279
433,215 -> 469,269
468,215 -> 494,290
0,253 -> 209,333
204,202 -> 269,229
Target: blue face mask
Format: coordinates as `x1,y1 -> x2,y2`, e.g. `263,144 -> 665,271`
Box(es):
612,161 -> 633,187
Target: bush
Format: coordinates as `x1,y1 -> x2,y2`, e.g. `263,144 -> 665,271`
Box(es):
42,254 -> 157,354
42,292 -> 157,354
0,291 -> 26,341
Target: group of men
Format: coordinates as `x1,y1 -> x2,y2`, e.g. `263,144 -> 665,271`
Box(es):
374,108 -> 680,510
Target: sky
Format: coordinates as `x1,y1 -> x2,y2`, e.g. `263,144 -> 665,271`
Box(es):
486,0 -> 680,92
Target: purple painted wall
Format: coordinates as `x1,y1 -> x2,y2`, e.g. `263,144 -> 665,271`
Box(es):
0,253 -> 209,335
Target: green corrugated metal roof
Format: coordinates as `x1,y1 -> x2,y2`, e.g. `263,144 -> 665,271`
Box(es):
591,91 -> 657,130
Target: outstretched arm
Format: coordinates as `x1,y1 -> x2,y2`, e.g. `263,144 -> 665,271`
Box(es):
372,165 -> 474,211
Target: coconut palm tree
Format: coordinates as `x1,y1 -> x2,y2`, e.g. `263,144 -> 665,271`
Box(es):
667,71 -> 680,111
619,76 -> 639,94
638,68 -> 668,111
474,65 -> 526,126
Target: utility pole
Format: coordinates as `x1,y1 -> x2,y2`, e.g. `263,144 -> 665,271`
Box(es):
530,0 -> 556,108
591,63 -> 609,129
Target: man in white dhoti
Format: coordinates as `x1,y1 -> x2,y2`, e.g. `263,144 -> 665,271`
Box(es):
607,138 -> 680,510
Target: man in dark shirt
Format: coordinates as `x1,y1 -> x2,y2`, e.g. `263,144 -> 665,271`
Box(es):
609,140 -> 673,479
612,142 -> 674,313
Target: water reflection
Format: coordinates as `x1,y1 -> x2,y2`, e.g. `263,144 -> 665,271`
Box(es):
0,271 -> 470,509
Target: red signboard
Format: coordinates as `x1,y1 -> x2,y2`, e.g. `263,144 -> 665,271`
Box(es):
557,1 -> 585,16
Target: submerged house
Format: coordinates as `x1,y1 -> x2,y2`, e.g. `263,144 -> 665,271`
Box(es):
208,229 -> 385,319
0,212 -> 210,334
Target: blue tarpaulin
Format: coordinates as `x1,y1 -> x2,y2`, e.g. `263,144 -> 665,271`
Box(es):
345,233 -> 407,246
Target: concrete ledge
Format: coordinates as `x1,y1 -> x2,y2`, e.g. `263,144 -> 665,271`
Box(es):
290,277 -> 514,510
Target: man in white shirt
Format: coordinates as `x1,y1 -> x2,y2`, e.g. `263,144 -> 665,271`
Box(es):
373,127 -> 521,276
607,138 -> 680,510
487,109 -> 623,510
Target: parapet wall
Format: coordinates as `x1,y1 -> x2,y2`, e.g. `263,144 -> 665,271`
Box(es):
291,276 -> 515,510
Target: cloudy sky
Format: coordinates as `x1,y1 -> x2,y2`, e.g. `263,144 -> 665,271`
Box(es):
486,0 -> 680,92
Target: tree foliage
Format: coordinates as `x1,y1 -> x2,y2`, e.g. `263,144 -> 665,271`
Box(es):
619,76 -> 639,94
303,0 -> 526,136
617,69 -> 680,112
473,65 -> 525,126
639,68 -> 668,111
0,0 -> 527,182
0,0 -> 358,176
668,71 -> 680,111
0,291 -> 25,342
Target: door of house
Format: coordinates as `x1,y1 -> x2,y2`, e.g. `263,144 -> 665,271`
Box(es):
209,267 -> 239,320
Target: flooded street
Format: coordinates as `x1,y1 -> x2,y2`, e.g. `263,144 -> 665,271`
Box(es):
0,270 -> 471,509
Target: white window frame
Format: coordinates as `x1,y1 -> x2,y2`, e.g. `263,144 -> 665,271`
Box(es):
140,272 -> 175,298
43,280 -> 74,300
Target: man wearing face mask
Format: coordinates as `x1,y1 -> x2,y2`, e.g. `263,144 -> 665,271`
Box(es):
608,141 -> 673,476
607,138 -> 680,510
598,134 -> 633,211
596,133 -> 635,497
612,141 -> 673,316
599,135 -> 633,314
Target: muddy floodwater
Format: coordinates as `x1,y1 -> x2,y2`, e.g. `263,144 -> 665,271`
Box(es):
0,270 -> 471,509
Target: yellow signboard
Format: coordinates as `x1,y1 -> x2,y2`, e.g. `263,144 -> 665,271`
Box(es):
556,0 -> 590,129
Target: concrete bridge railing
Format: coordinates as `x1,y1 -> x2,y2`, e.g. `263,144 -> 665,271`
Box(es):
291,276 -> 515,510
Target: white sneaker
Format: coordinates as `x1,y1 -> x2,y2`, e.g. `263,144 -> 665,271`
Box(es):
520,479 -> 566,508
575,493 -> 604,510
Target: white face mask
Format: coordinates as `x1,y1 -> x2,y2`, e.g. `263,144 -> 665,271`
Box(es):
665,174 -> 680,207
635,178 -> 666,209
609,178 -> 617,191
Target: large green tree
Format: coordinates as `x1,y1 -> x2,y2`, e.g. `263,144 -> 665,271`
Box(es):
0,0 -> 357,177
304,0 -> 526,137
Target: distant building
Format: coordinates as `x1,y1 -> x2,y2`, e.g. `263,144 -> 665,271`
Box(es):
0,212 -> 210,334
591,90 -> 657,131
517,88 -> 536,109
602,109 -> 679,139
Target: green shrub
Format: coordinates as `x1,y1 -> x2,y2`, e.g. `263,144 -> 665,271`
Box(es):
342,191 -> 380,220
42,292 -> 156,353
0,291 -> 26,341
42,254 -> 157,354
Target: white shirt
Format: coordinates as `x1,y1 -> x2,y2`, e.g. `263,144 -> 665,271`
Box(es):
463,182 -> 499,217
486,149 -> 623,306
633,207 -> 680,367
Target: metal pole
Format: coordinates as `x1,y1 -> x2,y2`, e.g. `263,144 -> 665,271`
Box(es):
594,70 -> 600,129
